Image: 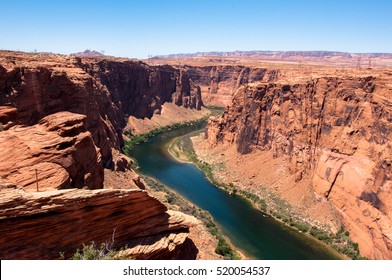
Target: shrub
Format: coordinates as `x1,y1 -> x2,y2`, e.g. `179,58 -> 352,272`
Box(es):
291,222 -> 309,233
259,199 -> 267,211
215,237 -> 239,260
337,226 -> 345,235
165,193 -> 177,204
309,226 -> 322,237
72,242 -> 117,260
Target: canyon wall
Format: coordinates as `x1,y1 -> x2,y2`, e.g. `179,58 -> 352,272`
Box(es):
183,65 -> 279,107
0,52 -> 202,168
206,74 -> 392,259
0,52 -> 204,259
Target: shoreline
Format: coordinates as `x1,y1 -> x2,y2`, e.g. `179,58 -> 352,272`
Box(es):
168,130 -> 350,260
125,107 -> 247,259
166,138 -> 190,164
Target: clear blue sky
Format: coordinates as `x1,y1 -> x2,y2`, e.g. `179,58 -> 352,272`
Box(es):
1,0 -> 391,58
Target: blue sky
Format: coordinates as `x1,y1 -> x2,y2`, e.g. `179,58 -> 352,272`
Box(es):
1,0 -> 391,58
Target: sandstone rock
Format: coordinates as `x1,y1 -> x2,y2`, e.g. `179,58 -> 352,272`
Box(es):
0,51 -> 205,260
0,52 -> 203,167
207,75 -> 392,259
184,65 -> 274,107
0,111 -> 103,191
0,106 -> 17,130
0,188 -> 196,259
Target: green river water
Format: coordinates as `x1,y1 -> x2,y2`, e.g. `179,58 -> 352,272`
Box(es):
129,122 -> 342,260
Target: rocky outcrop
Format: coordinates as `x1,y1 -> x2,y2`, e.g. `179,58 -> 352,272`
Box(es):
206,75 -> 392,259
0,111 -> 103,191
82,59 -> 202,119
0,186 -> 197,259
0,106 -> 17,129
0,52 -> 203,167
182,65 -> 280,107
70,50 -> 104,57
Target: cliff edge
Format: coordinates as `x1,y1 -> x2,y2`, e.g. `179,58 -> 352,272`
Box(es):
205,72 -> 392,259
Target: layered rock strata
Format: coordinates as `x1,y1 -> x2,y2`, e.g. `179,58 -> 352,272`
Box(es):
0,52 -> 205,259
0,185 -> 197,260
0,111 -> 103,191
184,65 -> 278,107
206,75 -> 392,259
0,52 -> 202,167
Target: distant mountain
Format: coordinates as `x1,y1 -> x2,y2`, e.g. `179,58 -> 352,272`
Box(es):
158,50 -> 392,59
70,50 -> 105,57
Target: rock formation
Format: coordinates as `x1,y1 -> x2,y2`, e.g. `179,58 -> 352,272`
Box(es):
0,52 -> 203,167
158,50 -> 392,67
0,51 -> 205,259
184,65 -> 278,107
70,50 -> 105,57
159,50 -> 356,58
0,111 -> 103,191
0,183 -> 197,260
206,73 -> 392,259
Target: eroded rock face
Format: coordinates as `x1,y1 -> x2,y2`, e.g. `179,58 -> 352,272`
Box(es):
0,187 -> 197,259
0,106 -> 17,129
183,65 -> 280,107
82,60 -> 202,119
0,109 -> 197,259
0,52 -> 203,167
206,75 -> 392,259
0,52 -> 205,260
0,111 -> 103,191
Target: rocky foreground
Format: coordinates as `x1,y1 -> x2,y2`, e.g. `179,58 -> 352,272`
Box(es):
0,181 -> 197,259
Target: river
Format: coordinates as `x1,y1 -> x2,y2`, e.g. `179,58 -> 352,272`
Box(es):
129,122 -> 342,260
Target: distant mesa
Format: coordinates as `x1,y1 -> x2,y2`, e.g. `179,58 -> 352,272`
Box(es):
158,50 -> 392,59
70,49 -> 105,57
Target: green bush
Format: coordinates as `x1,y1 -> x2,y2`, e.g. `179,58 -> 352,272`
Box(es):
337,226 -> 345,235
165,193 -> 177,204
290,222 -> 309,233
72,242 -> 117,260
215,237 -> 239,260
309,226 -> 322,236
259,199 -> 267,211
239,190 -> 261,203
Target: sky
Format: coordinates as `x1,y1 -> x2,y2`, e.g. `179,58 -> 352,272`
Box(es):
1,0 -> 391,58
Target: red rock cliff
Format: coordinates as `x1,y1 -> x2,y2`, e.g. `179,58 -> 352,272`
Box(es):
0,52 -> 202,167
0,52 -> 204,259
206,74 -> 392,259
183,65 -> 279,107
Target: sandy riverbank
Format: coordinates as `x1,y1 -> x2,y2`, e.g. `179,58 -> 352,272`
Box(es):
128,103 -> 211,135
